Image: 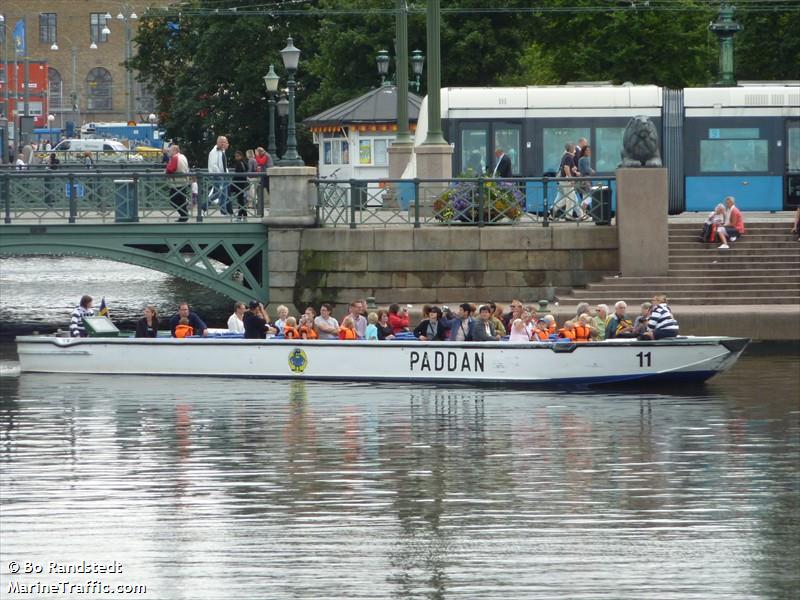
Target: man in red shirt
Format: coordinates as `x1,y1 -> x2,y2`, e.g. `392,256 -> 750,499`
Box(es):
165,144 -> 190,222
718,196 -> 745,249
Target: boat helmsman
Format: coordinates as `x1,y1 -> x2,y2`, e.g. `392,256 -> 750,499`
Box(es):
70,295 -> 95,337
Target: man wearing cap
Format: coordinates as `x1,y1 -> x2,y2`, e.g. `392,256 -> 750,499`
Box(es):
243,300 -> 276,339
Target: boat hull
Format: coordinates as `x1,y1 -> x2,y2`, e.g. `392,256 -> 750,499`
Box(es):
15,336 -> 748,386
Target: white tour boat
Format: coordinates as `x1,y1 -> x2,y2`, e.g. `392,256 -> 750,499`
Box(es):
15,334 -> 748,386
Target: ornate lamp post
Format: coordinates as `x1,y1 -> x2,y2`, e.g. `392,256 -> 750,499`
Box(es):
276,95 -> 288,159
263,64 -> 279,157
278,37 -> 303,166
709,3 -> 742,87
376,50 -> 390,86
410,49 -> 424,94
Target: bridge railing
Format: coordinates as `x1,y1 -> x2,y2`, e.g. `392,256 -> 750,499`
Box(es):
1,171 -> 268,224
314,176 -> 616,228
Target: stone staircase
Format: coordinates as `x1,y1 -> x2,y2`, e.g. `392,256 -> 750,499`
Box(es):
559,221 -> 800,305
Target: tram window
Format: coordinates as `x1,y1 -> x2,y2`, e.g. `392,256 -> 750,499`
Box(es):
788,126 -> 800,171
494,126 -> 521,174
595,127 -> 625,172
543,127 -> 589,174
461,128 -> 488,175
700,139 -> 768,172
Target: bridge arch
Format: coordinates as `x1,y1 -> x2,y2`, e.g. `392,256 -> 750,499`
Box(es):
0,223 -> 269,302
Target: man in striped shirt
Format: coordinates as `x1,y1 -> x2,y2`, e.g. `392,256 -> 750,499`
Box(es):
70,295 -> 95,337
640,294 -> 679,340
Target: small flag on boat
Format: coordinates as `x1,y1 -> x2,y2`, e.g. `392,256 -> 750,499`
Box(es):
98,297 -> 109,317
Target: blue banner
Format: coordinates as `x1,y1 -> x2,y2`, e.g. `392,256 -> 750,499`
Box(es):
14,19 -> 26,56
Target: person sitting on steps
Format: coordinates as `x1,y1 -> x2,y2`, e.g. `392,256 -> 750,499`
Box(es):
718,196 -> 745,249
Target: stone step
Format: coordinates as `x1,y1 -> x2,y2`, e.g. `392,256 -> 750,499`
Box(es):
669,241 -> 800,249
668,267 -> 800,275
559,296 -> 800,305
669,222 -> 793,230
669,254 -> 800,263
597,275 -> 800,284
585,282 -> 800,292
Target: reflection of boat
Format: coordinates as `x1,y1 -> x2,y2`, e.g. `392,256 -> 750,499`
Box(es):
15,336 -> 748,386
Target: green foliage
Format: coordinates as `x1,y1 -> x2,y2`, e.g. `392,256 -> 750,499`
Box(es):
131,0 -> 798,165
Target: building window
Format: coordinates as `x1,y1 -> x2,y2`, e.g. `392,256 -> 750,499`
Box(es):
48,68 -> 63,111
39,13 -> 57,44
90,13 -> 109,44
86,67 -> 112,110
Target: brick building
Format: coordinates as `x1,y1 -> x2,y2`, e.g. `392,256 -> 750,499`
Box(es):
1,0 -> 164,129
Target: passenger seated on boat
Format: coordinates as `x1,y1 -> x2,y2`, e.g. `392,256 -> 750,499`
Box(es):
299,307 -> 319,339
488,302 -> 507,336
284,316 -> 300,339
70,294 -> 95,337
413,306 -> 447,341
575,302 -> 591,320
314,304 -> 340,339
376,310 -> 395,340
365,312 -> 379,340
388,303 -> 411,334
243,300 -> 275,339
639,294 -> 679,340
632,302 -> 652,336
338,316 -> 358,340
174,317 -> 194,338
542,314 -> 557,335
531,319 -> 550,342
502,300 -> 524,331
471,305 -> 501,341
605,301 -> 635,339
508,318 -> 530,342
169,302 -> 208,337
558,320 -> 576,340
135,305 -> 159,338
574,314 -> 592,342
227,301 -> 246,334
441,303 -> 475,342
591,304 -> 609,340
273,305 -> 289,332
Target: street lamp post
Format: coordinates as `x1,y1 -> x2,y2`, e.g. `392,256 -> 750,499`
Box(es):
410,50 -> 424,94
276,95 -> 288,160
278,37 -> 303,167
263,64 -> 279,158
115,6 -> 138,121
51,38 -> 96,131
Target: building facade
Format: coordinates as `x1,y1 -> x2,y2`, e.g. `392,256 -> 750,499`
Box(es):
1,0 -> 161,132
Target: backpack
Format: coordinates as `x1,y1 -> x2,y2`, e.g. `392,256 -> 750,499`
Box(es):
699,222 -> 717,243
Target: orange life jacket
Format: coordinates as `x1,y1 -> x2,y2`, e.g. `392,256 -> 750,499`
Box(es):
532,329 -> 549,341
338,328 -> 357,340
299,324 -> 318,339
574,323 -> 591,342
175,324 -> 194,338
558,327 -> 576,340
284,326 -> 300,339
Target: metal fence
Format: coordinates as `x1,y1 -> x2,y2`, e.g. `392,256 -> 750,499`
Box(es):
314,176 -> 616,228
1,171 -> 267,224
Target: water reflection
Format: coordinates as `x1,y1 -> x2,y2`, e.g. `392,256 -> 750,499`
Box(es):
0,364 -> 798,598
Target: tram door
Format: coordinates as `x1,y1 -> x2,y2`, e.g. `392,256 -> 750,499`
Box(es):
786,120 -> 800,209
456,122 -> 522,176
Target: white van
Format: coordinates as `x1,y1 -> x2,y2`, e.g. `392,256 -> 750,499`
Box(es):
50,139 -> 143,163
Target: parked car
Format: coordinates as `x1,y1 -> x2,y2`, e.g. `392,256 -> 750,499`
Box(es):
47,139 -> 144,164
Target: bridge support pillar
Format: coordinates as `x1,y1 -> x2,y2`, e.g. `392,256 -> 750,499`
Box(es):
264,166 -> 317,227
616,167 -> 668,277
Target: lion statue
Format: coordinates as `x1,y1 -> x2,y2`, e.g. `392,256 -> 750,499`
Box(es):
620,116 -> 662,167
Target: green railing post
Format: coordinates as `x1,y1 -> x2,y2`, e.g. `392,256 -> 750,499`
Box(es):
131,174 -> 140,223
413,178 -> 420,228
349,179 -> 357,230
477,176 -> 485,227
68,173 -> 77,224
3,174 -> 10,224
542,177 -> 549,228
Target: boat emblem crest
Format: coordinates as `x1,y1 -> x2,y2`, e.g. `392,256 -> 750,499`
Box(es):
288,348 -> 308,373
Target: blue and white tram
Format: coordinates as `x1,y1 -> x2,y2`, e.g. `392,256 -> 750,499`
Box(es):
433,82 -> 799,212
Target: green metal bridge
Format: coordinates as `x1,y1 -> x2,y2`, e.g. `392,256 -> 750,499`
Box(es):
0,171 -> 270,301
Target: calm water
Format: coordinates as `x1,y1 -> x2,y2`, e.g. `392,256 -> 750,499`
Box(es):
1,257 -> 799,598
0,346 -> 798,599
